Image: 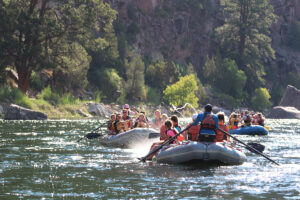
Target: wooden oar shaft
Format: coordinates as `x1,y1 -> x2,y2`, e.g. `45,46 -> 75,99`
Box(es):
217,128 -> 280,165
140,126 -> 191,162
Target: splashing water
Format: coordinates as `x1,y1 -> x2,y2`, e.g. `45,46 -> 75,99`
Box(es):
172,103 -> 198,115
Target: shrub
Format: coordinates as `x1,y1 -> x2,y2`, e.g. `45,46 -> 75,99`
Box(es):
163,74 -> 199,108
0,86 -> 33,108
251,88 -> 272,111
96,68 -> 122,100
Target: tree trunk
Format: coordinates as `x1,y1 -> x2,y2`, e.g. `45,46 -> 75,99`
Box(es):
16,66 -> 32,94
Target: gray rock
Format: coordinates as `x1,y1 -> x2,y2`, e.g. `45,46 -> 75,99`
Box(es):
4,104 -> 48,120
279,85 -> 300,110
76,109 -> 91,118
88,103 -> 113,118
267,106 -> 300,119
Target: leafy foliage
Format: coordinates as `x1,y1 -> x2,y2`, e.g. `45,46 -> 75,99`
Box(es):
0,0 -> 116,93
125,54 -> 146,101
251,88 -> 272,111
0,86 -> 33,108
203,57 -> 247,100
163,74 -> 199,108
96,68 -> 122,101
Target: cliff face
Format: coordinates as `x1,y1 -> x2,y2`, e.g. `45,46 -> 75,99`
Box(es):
106,0 -> 300,93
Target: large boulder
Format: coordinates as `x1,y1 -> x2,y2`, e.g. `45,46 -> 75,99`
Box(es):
267,106 -> 300,119
88,103 -> 113,118
4,104 -> 48,120
279,85 -> 300,110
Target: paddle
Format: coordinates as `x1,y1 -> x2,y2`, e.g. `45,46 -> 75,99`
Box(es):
139,126 -> 191,162
217,128 -> 280,165
77,126 -> 102,142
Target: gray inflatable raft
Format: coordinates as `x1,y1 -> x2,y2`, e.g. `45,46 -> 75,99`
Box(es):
101,128 -> 160,148
156,141 -> 247,165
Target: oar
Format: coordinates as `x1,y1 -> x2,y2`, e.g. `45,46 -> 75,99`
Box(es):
77,126 -> 102,142
217,128 -> 280,165
139,126 -> 191,162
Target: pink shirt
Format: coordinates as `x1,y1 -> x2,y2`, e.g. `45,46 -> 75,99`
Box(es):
167,130 -> 176,144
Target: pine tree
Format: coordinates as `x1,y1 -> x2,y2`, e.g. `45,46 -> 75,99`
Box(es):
216,0 -> 277,93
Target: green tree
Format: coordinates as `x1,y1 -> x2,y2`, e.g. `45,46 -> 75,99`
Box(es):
216,0 -> 277,93
163,74 -> 199,108
52,43 -> 91,92
202,57 -> 247,100
251,87 -> 272,111
125,54 -> 146,101
0,0 -> 116,93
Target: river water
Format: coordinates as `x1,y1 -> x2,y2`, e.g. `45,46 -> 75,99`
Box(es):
0,119 -> 299,199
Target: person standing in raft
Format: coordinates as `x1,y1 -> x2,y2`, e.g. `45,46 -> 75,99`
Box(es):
216,112 -> 230,142
185,114 -> 200,141
192,104 -> 219,142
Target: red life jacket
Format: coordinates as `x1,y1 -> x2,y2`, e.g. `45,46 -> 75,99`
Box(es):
201,114 -> 216,130
216,123 -> 228,142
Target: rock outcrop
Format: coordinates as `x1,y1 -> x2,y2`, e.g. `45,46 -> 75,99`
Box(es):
88,103 -> 114,118
267,106 -> 300,119
279,85 -> 300,110
4,104 -> 48,120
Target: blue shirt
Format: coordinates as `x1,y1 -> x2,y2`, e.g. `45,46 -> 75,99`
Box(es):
192,112 -> 219,135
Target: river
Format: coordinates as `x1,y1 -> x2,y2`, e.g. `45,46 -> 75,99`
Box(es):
0,119 -> 299,199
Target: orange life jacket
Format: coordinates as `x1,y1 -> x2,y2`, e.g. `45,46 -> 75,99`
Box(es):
187,123 -> 200,141
216,123 -> 228,142
201,114 -> 216,130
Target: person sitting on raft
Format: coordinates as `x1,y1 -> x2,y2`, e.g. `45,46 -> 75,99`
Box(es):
146,119 -> 179,161
114,114 -> 123,134
159,114 -> 169,140
122,109 -> 133,130
242,111 -> 252,127
229,112 -> 240,129
216,112 -> 230,142
151,110 -> 162,130
185,114 -> 200,141
107,114 -> 116,135
192,104 -> 219,142
171,115 -> 185,142
256,112 -> 265,126
133,113 -> 149,128
171,115 -> 181,132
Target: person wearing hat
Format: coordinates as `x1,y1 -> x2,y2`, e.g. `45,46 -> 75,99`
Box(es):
184,113 -> 201,141
192,104 -> 219,142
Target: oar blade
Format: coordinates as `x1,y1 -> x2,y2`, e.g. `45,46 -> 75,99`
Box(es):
85,132 -> 102,139
246,142 -> 265,153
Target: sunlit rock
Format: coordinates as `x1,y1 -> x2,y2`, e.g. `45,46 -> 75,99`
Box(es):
267,106 -> 300,119
4,104 -> 47,120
